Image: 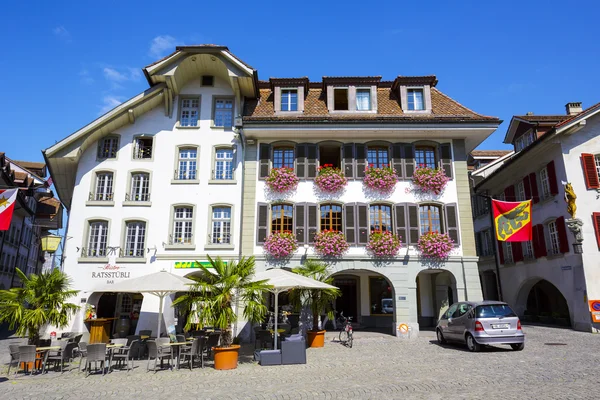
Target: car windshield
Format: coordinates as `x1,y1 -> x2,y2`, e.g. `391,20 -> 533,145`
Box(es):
476,304 -> 516,318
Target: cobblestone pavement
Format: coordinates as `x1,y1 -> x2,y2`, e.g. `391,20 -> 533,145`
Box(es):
1,325 -> 598,400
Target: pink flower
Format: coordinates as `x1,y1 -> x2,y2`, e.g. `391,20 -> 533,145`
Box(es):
314,231 -> 349,257
264,231 -> 298,258
266,168 -> 299,193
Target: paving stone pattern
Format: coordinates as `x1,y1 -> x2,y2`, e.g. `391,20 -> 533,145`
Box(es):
1,326 -> 598,399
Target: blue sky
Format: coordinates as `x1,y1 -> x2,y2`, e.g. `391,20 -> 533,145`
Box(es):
1,0 -> 599,164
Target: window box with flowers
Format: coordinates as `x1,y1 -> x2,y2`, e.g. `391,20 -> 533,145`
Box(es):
412,165 -> 449,195
263,231 -> 298,258
266,167 -> 299,193
314,230 -> 349,257
363,164 -> 398,193
417,231 -> 454,259
315,164 -> 348,193
366,230 -> 402,257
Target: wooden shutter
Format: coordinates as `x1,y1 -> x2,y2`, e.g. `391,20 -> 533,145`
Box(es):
581,153 -> 600,189
534,224 -> 547,258
512,242 -> 524,262
392,143 -> 404,179
403,144 -> 415,178
355,144 -> 367,178
259,143 -> 270,179
523,175 -> 532,200
394,203 -> 407,244
357,203 -> 369,244
497,240 -> 505,264
295,144 -> 307,178
343,143 -> 355,179
306,203 -> 318,244
529,173 -> 539,204
306,144 -> 318,179
474,232 -> 481,256
556,216 -> 569,254
547,160 -> 559,196
439,143 -> 453,179
407,203 -> 420,245
256,203 -> 269,244
294,203 -> 305,244
504,185 -> 516,202
444,203 -> 460,245
593,212 -> 600,250
344,203 -> 356,244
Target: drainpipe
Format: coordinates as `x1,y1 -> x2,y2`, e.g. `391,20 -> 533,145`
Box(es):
233,119 -> 246,339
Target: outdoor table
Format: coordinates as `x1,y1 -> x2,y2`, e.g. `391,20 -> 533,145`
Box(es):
166,342 -> 189,369
36,346 -> 61,374
140,335 -> 150,340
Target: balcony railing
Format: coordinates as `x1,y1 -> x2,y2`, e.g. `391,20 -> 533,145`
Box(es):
89,192 -> 114,201
80,247 -> 107,258
125,192 -> 151,202
209,233 -> 231,245
133,144 -> 153,159
174,169 -> 198,180
168,234 -> 193,245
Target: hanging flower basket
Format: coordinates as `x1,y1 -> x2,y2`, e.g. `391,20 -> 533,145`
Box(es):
264,231 -> 298,258
315,164 -> 348,193
417,232 -> 454,259
266,167 -> 299,193
363,164 -> 398,193
412,165 -> 449,195
366,230 -> 402,257
314,230 -> 349,257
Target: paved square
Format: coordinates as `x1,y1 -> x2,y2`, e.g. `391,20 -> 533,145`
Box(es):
1,326 -> 598,399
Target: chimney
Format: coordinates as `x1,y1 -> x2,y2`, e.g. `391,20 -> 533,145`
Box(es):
565,102 -> 582,116
526,112 -> 534,116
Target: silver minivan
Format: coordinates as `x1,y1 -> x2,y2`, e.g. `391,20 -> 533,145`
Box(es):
436,301 -> 525,352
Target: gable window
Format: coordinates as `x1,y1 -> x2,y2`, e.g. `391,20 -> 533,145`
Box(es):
214,148 -> 234,180
547,220 -> 560,255
93,172 -> 113,201
97,136 -> 119,159
415,146 -> 436,169
171,207 -> 193,245
407,89 -> 424,111
133,137 -> 153,159
86,220 -> 108,257
271,204 -> 293,233
370,204 -> 392,232
180,98 -> 200,127
539,167 -> 551,198
214,98 -> 233,128
334,88 -> 349,111
419,204 -> 442,234
129,172 -> 150,201
320,204 -> 342,232
201,75 -> 214,86
124,221 -> 146,257
211,206 -> 231,244
281,89 -> 298,112
516,180 -> 526,201
356,89 -> 371,111
367,147 -> 389,168
177,148 -> 197,180
273,147 -> 294,169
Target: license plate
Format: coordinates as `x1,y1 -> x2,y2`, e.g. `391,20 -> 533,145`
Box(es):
492,324 -> 509,329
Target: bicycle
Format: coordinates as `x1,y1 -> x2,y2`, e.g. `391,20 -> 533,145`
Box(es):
338,312 -> 353,348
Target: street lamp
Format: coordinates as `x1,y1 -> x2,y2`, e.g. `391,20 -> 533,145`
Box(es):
40,234 -> 62,253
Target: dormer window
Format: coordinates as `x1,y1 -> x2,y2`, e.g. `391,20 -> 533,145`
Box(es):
407,89 -> 424,111
281,89 -> 298,111
515,130 -> 536,152
334,88 -> 349,111
356,89 -> 371,111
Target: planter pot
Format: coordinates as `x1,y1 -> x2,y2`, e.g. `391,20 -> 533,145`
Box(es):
307,330 -> 326,348
213,344 -> 240,370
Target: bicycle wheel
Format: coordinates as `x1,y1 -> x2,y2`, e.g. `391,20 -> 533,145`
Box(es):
347,332 -> 353,348
339,330 -> 349,343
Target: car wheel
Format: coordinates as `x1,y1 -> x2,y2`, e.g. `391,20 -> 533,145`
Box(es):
436,329 -> 447,344
510,343 -> 525,351
466,334 -> 480,352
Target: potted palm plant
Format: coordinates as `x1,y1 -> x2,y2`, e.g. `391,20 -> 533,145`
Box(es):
290,259 -> 340,348
172,255 -> 270,370
0,268 -> 79,345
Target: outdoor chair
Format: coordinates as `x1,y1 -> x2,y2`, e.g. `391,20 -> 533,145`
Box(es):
146,340 -> 173,372
49,339 -> 68,357
7,344 -> 20,376
77,342 -> 88,371
46,342 -> 78,373
139,330 -> 152,337
15,345 -> 37,376
255,330 -> 273,350
179,338 -> 200,370
111,340 -> 138,372
176,334 -> 186,343
110,338 -> 128,355
84,343 -> 109,376
202,332 -> 220,360
126,335 -> 143,359
69,334 -> 83,344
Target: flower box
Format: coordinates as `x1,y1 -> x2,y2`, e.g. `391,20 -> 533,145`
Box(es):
412,166 -> 449,194
313,230 -> 349,257
363,165 -> 397,193
264,231 -> 298,258
315,165 -> 347,193
266,167 -> 299,193
417,231 -> 454,259
366,230 -> 402,257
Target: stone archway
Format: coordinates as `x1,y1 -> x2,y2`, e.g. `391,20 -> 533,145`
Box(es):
416,269 -> 457,328
518,279 -> 571,326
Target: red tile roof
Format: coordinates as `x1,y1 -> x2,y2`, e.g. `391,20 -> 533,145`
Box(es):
555,101 -> 600,128
470,150 -> 512,157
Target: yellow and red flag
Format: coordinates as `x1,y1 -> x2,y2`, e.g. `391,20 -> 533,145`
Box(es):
492,199 -> 532,242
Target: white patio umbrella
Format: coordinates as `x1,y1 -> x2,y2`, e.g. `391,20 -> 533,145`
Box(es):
253,268 -> 338,350
94,270 -> 195,338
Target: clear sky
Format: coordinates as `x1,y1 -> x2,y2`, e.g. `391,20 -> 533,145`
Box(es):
1,0 -> 599,164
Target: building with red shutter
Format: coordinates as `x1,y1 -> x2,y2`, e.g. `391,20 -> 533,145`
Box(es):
472,102 -> 600,333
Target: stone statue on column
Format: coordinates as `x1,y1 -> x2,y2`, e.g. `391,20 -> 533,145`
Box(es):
563,182 -> 583,252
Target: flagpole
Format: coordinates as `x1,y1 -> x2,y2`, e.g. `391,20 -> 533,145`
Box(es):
477,194 -> 504,302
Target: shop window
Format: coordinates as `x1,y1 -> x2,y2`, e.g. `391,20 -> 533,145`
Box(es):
369,276 -> 393,315
319,144 -> 341,169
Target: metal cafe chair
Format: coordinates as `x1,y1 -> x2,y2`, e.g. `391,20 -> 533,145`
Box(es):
6,344 -> 20,376
45,342 -> 78,373
146,340 -> 173,372
84,343 -> 109,376
15,345 -> 37,377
